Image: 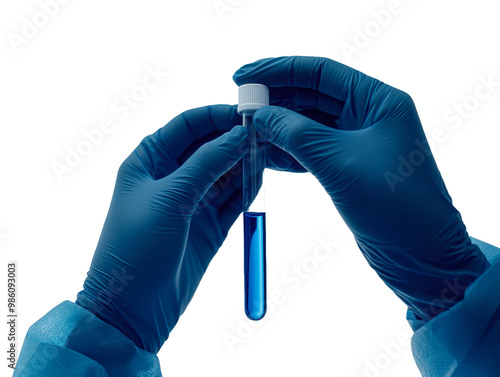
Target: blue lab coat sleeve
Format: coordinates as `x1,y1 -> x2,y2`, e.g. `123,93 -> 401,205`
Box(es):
12,301 -> 162,377
408,238 -> 500,376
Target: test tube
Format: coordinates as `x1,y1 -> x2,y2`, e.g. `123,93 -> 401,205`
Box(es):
238,83 -> 269,321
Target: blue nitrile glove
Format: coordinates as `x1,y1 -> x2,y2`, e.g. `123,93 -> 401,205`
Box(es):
233,56 -> 491,321
76,105 -> 249,354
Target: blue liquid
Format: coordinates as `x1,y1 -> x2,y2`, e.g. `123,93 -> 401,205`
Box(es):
244,212 -> 266,321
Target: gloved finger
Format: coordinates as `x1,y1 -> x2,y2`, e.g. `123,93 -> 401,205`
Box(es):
187,185 -> 243,261
253,106 -> 341,187
206,162 -> 243,209
266,144 -> 307,172
192,141 -> 307,214
233,56 -> 367,102
269,86 -> 344,118
296,109 -> 339,129
163,126 -> 249,215
202,142 -> 306,212
122,105 -> 241,180
183,165 -> 245,267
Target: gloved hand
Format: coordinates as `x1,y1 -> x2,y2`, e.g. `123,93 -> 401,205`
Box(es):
76,105 -> 249,354
234,56 -> 490,321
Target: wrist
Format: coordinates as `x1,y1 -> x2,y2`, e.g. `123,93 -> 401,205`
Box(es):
76,289 -> 146,352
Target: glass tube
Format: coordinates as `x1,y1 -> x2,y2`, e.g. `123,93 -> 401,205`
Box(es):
242,112 -> 266,321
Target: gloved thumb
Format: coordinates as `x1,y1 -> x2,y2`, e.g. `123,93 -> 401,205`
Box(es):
253,106 -> 340,184
163,126 -> 248,217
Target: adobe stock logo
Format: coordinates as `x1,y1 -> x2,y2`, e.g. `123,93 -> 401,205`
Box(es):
212,0 -> 244,21
7,0 -> 71,54
339,0 -> 416,63
349,331 -> 412,377
222,235 -> 342,353
384,74 -> 499,192
51,64 -> 169,182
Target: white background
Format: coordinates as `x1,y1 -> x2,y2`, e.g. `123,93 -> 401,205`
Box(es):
1,1 -> 499,376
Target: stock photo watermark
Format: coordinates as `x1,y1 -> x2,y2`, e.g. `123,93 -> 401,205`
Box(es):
417,276 -> 469,319
7,262 -> 18,370
51,64 -> 169,182
349,330 -> 412,377
14,266 -> 135,376
7,0 -> 72,54
212,0 -> 244,21
338,0 -> 416,63
0,233 -> 7,246
222,235 -> 342,353
384,74 -> 499,192
178,158 -> 244,222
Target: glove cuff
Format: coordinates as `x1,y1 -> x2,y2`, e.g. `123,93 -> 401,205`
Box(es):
76,289 -> 146,352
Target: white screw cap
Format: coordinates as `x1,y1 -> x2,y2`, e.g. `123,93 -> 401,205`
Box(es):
237,83 -> 269,114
